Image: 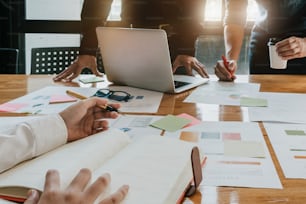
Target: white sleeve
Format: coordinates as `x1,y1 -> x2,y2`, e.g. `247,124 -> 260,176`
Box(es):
0,114 -> 67,173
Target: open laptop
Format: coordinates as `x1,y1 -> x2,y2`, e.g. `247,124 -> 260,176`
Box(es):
96,27 -> 209,93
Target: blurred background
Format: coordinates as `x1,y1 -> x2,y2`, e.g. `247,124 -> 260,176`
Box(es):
0,0 -> 258,74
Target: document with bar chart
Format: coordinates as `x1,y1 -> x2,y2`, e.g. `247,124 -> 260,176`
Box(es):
264,122 -> 306,179
164,121 -> 282,189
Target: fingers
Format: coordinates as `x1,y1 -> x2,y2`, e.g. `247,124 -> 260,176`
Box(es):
92,67 -> 104,77
44,169 -> 60,192
36,169 -> 124,204
53,55 -> 99,82
214,60 -> 236,81
53,60 -> 79,82
84,173 -> 111,203
53,66 -> 74,82
99,185 -> 129,204
60,97 -> 121,141
172,55 -> 209,78
276,37 -> 306,60
193,61 -> 209,78
92,98 -> 121,115
93,108 -> 119,121
24,190 -> 40,204
92,120 -> 110,134
65,69 -> 82,82
83,97 -> 109,109
67,168 -> 92,192
83,97 -> 121,115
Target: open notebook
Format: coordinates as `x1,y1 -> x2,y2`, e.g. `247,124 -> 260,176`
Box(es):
0,129 -> 204,204
96,27 -> 209,93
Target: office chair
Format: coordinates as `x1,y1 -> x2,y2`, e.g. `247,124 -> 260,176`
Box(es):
31,47 -> 104,74
0,48 -> 19,74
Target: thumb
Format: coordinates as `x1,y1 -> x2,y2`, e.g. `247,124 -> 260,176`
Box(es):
24,190 -> 40,204
93,69 -> 104,77
91,66 -> 104,77
228,60 -> 237,72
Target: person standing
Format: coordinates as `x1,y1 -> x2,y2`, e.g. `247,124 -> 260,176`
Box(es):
215,0 -> 306,81
53,0 -> 209,82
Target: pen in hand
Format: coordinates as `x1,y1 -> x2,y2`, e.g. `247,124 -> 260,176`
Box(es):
221,55 -> 234,78
66,90 -> 119,113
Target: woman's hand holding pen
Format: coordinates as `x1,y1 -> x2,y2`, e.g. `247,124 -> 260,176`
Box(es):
59,97 -> 121,142
214,56 -> 237,81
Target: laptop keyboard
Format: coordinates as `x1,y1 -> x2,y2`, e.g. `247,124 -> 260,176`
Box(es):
174,80 -> 191,89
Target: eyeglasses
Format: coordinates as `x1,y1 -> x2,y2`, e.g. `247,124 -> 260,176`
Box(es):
93,89 -> 132,102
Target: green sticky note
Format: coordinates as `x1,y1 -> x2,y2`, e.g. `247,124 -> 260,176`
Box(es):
224,140 -> 266,158
240,97 -> 268,107
150,115 -> 192,132
285,130 -> 306,136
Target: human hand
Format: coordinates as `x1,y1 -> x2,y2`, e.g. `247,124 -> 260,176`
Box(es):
172,55 -> 209,78
24,169 -> 129,204
214,59 -> 237,81
59,97 -> 120,142
53,55 -> 103,82
276,37 -> 306,60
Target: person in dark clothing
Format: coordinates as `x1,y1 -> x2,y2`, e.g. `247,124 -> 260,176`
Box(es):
54,0 -> 209,82
215,0 -> 306,81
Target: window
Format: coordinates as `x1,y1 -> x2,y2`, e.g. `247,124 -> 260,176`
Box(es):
25,0 -> 259,24
205,0 -> 222,21
107,0 -> 259,22
26,0 -> 83,20
25,0 -> 121,21
205,0 -> 259,21
107,0 -> 121,20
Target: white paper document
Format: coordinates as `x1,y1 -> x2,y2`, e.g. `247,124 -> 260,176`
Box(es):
264,122 -> 306,179
0,86 -> 163,114
184,81 -> 261,106
107,115 -> 163,139
249,92 -> 306,123
164,121 -> 282,189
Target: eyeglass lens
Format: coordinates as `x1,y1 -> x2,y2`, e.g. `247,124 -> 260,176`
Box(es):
93,89 -> 131,102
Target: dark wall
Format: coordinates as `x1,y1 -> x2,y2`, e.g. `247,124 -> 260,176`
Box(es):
0,0 -> 11,48
0,0 -> 23,48
0,0 -> 25,73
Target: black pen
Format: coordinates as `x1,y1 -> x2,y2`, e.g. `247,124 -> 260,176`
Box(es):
66,90 -> 119,112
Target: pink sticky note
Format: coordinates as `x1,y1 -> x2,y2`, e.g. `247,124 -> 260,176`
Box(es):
177,113 -> 201,128
49,95 -> 77,104
222,132 -> 241,141
0,103 -> 28,112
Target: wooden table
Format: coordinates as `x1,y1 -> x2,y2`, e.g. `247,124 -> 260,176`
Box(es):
1,74 -> 306,204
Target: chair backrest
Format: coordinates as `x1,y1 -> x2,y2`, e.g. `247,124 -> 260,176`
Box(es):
31,47 -> 104,74
0,48 -> 19,74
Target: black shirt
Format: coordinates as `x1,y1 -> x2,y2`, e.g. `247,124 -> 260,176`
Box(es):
224,0 -> 306,74
80,0 -> 205,61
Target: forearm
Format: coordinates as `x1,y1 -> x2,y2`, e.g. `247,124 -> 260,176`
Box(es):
0,115 -> 67,173
224,24 -> 245,61
80,0 -> 113,55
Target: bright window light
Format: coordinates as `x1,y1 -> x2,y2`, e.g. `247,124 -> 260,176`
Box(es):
247,0 -> 259,21
107,0 -> 121,20
204,0 -> 259,22
205,0 -> 222,21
